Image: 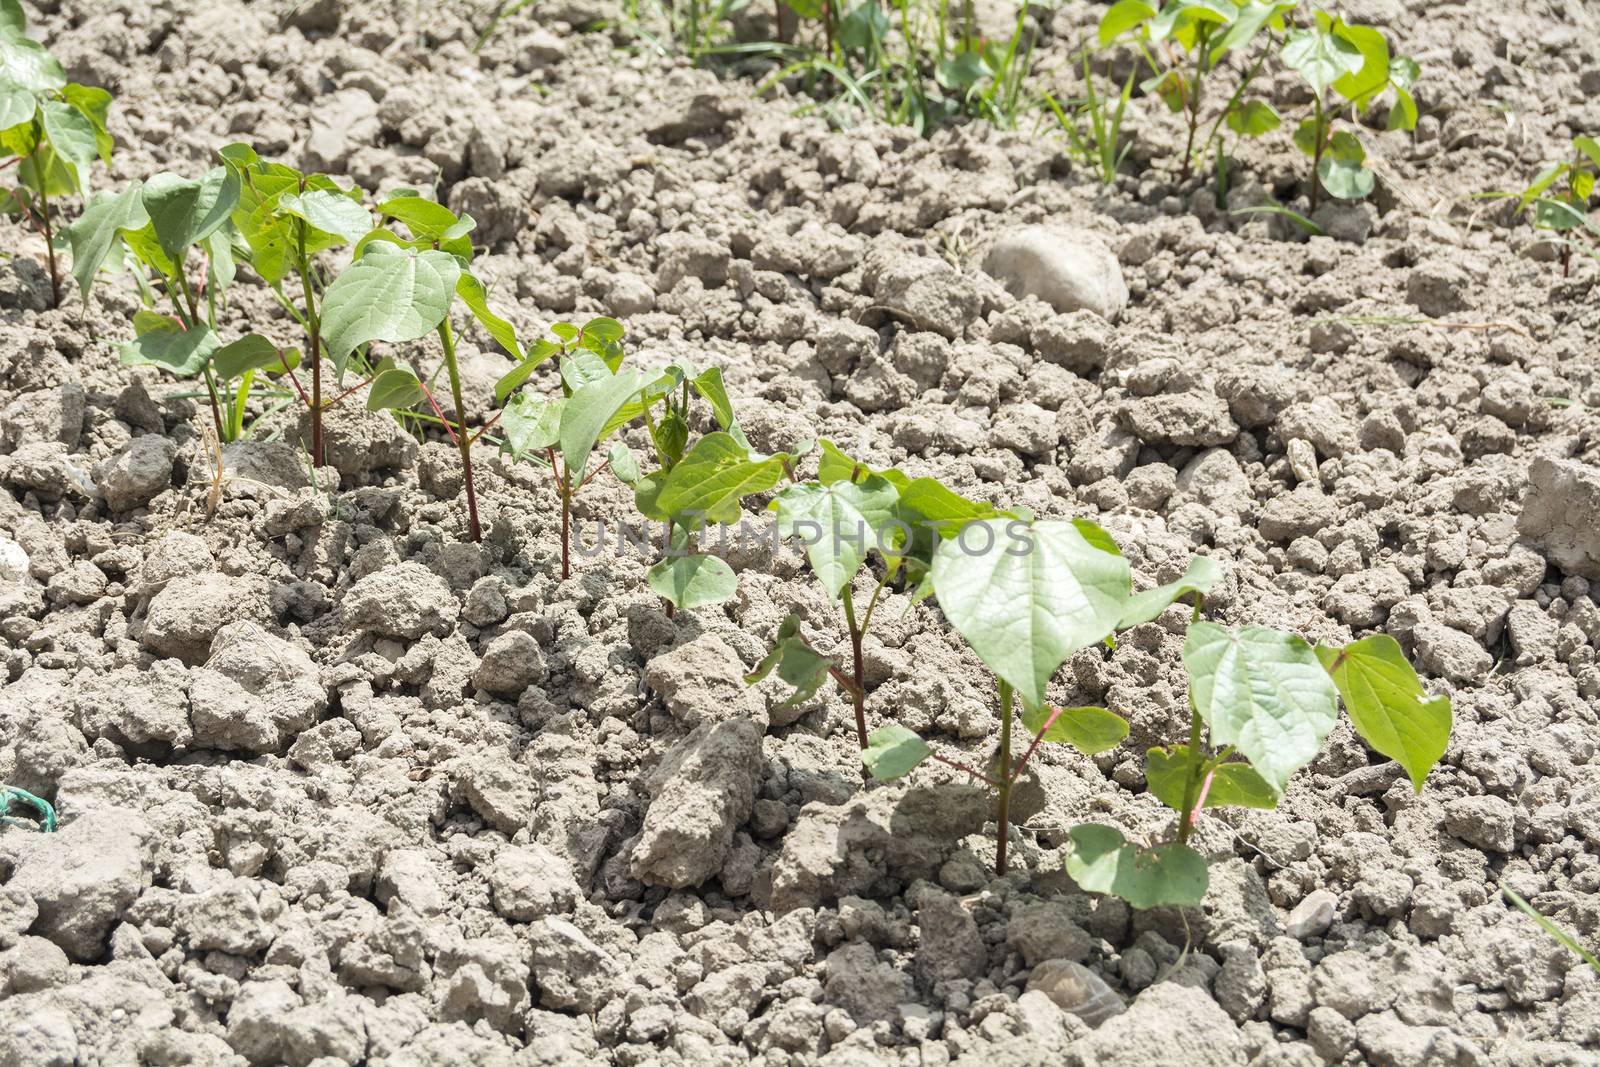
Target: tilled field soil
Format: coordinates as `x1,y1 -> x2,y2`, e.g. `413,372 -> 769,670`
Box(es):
2,0 -> 1599,1064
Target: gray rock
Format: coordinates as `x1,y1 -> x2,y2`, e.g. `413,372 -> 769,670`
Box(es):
630,718 -> 762,889
486,843 -> 578,921
915,889 -> 987,983
1411,621 -> 1492,685
769,784 -> 987,910
1116,392 -> 1238,447
93,435 -> 175,512
143,572 -> 270,665
643,633 -> 766,728
1518,456 -> 1600,579
473,630 -> 546,696
1442,794 -> 1515,852
1068,981 -> 1246,1065
1029,960 -> 1125,1028
341,562 -> 459,639
983,227 -> 1128,320
1286,889 -> 1338,940
6,808 -> 153,961
190,622 -> 326,754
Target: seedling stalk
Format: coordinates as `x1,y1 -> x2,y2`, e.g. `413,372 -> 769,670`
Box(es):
437,318 -> 482,542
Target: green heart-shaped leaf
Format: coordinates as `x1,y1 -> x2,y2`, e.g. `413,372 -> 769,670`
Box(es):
930,519 -> 1131,709
318,244 -> 461,363
863,723 -> 932,780
1064,824 -> 1209,909
648,553 -> 737,611
1316,635 -> 1451,793
1183,623 -> 1339,793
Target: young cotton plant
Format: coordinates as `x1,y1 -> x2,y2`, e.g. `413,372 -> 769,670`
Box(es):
1503,136 -> 1600,277
496,318 -> 652,578
867,514 -> 1149,871
66,166 -> 302,446
1281,10 -> 1418,209
751,440 -> 1012,751
0,0 -> 114,306
612,359 -> 780,614
1061,614 -> 1450,909
216,145 -> 377,466
319,193 -> 521,543
872,523 -> 1453,906
1097,0 -> 1293,182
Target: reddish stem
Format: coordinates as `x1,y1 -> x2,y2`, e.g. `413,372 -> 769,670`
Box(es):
1011,705 -> 1065,783
322,374 -> 376,409
420,382 -> 460,445
468,406 -> 505,446
930,753 -> 1000,788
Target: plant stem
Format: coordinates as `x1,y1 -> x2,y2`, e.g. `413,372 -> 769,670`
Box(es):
1179,26 -> 1211,181
201,367 -> 227,443
995,678 -> 1015,875
173,269 -> 227,441
548,446 -> 571,579
38,180 -> 58,308
841,585 -> 868,750
436,317 -> 481,543
297,215 -> 325,469
1176,709 -> 1205,845
1309,97 -> 1326,213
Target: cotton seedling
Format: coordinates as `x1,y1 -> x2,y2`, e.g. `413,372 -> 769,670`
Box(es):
872,525 -> 1451,900
213,144 -> 379,466
1280,9 -> 1419,210
0,0 -> 115,306
750,440 -> 1012,751
609,358 -> 777,615
496,318 -> 652,577
1502,136 -> 1600,277
318,192 -> 522,542
1096,0 -> 1293,182
64,166 -> 303,446
866,514 -> 1142,870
